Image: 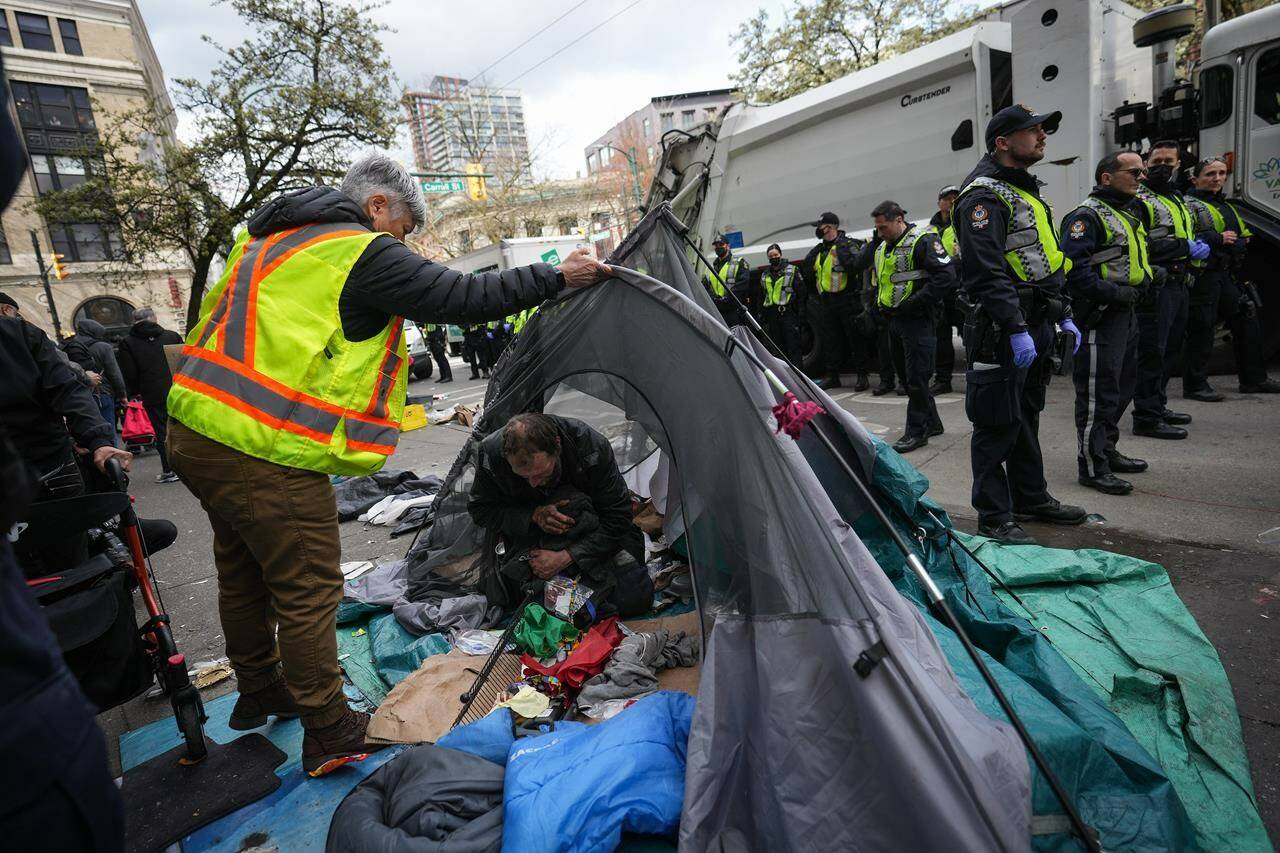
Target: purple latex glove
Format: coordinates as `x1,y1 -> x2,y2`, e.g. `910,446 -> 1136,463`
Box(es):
1059,318 -> 1082,354
1187,239 -> 1211,261
1009,331 -> 1037,368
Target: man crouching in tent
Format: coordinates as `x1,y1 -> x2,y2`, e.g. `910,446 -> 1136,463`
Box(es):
468,412 -> 654,618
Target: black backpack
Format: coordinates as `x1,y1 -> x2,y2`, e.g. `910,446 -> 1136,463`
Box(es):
63,335 -> 104,374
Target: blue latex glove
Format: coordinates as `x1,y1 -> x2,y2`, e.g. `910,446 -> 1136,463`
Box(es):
1059,318 -> 1082,354
1187,239 -> 1211,261
1009,331 -> 1037,368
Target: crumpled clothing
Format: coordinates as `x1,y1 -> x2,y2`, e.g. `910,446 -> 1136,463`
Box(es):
334,469 -> 419,520
499,486 -> 599,583
521,617 -> 623,693
576,628 -> 699,715
359,492 -> 435,526
343,559 -> 410,607
393,593 -> 501,638
512,604 -> 580,659
493,685 -> 550,718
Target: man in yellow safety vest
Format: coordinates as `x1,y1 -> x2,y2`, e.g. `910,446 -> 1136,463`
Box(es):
166,154 -> 608,776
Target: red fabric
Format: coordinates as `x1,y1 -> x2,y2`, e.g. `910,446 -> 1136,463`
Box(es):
121,400 -> 155,443
771,391 -> 825,439
520,616 -> 623,692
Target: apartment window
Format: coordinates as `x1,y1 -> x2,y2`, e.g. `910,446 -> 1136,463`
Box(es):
15,12 -> 53,51
660,112 -> 673,132
681,109 -> 696,129
705,106 -> 718,120
57,19 -> 82,55
646,145 -> 654,162
0,11 -> 12,47
0,224 -> 11,265
11,82 -> 96,132
51,222 -> 123,262
642,116 -> 651,137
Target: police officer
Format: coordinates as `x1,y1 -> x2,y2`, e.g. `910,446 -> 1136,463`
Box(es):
929,185 -> 962,394
1132,141 -> 1201,437
1061,152 -> 1152,496
462,323 -> 490,380
424,323 -> 453,383
702,233 -> 749,327
954,105 -> 1086,545
1183,157 -> 1280,398
760,243 -> 806,365
802,212 -> 872,391
867,200 -> 955,453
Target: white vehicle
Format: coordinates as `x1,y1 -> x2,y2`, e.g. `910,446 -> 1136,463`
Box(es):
442,236 -> 588,354
648,0 -> 1280,366
403,319 -> 433,380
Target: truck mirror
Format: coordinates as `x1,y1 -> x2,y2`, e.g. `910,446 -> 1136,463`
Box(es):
951,120 -> 974,151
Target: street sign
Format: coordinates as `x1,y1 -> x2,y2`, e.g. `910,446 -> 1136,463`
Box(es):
420,178 -> 465,194
540,248 -> 562,265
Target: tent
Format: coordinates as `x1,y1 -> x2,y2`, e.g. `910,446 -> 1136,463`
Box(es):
404,205 -> 1202,850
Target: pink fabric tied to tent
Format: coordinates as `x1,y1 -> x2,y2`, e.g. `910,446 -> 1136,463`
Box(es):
771,392 -> 825,439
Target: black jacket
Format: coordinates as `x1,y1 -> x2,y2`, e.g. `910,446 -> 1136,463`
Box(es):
468,415 -> 643,575
65,319 -> 127,401
800,232 -> 865,301
117,320 -> 182,407
1062,187 -> 1150,310
954,154 -> 1071,333
867,225 -> 957,316
244,187 -> 565,342
0,316 -> 114,471
1138,182 -> 1192,270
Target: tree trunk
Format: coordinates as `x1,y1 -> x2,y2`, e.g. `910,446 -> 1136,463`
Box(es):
186,251 -> 214,331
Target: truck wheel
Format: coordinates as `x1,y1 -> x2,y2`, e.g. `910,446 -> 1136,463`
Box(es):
801,303 -> 823,374
412,362 -> 433,380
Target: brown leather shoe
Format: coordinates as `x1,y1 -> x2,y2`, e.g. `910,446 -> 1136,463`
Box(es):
302,708 -> 385,777
228,679 -> 300,730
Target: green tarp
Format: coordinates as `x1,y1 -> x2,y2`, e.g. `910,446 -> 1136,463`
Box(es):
855,439 -> 1266,851
335,610 -> 451,705
968,535 -> 1270,853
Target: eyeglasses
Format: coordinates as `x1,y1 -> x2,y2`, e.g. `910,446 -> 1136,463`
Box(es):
1116,167 -> 1147,177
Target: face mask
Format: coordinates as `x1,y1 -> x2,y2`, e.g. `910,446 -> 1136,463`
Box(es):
769,256 -> 783,268
714,245 -> 728,259
1146,164 -> 1175,186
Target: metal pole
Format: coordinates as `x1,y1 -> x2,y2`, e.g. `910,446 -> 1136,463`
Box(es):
30,230 -> 62,339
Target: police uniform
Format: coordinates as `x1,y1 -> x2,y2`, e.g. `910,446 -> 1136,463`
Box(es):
1061,187 -> 1151,492
928,208 -> 962,390
872,224 -> 956,448
1183,190 -> 1278,396
1131,181 -> 1195,435
953,106 -> 1084,538
801,226 -> 874,389
702,246 -> 750,327
760,259 -> 806,365
462,324 -> 490,379
424,323 -> 453,382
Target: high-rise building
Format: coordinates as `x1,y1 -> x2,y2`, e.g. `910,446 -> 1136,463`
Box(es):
404,76 -> 530,182
0,0 -> 192,337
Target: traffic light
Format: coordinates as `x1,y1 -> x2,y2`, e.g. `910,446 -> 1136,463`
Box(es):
465,162 -> 487,202
51,253 -> 67,280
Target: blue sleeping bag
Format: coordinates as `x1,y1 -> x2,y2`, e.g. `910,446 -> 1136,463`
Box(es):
502,692 -> 694,853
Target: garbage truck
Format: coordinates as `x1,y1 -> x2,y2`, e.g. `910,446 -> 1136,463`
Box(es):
646,0 -> 1280,369
435,235 -> 587,354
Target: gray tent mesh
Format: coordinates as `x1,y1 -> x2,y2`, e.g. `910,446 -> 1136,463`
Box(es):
404,205 -> 1032,850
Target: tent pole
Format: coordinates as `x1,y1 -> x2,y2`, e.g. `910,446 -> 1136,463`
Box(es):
730,340 -> 1100,853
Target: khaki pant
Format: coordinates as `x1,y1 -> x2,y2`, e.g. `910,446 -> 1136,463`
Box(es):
168,420 -> 346,728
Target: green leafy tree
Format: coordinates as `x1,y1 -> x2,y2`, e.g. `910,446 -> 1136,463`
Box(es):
731,0 -> 978,104
30,0 -> 401,328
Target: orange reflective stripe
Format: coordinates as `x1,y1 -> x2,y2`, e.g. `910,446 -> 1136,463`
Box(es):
180,346 -> 346,417
172,373 -> 333,445
257,226 -> 367,281
243,229 -> 293,367
179,353 -> 341,436
365,319 -> 403,419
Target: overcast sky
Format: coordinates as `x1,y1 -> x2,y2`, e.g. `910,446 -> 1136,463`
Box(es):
135,0 -> 802,179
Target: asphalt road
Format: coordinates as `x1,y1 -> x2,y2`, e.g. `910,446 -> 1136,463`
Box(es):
98,353 -> 1279,845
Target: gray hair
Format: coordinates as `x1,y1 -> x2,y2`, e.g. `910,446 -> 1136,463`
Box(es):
132,307 -> 156,323
341,154 -> 427,233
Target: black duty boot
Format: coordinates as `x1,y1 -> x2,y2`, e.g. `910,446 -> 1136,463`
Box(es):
229,678 -> 301,730
1160,409 -> 1192,425
927,422 -> 944,437
817,376 -> 843,390
1013,498 -> 1086,525
1079,473 -> 1133,495
302,708 -> 387,777
872,381 -> 894,396
1184,386 -> 1225,402
929,379 -> 953,394
895,385 -> 907,396
977,521 -> 1037,545
1240,379 -> 1280,393
892,434 -> 928,454
1106,451 -> 1148,473
1133,421 -> 1187,440
853,374 -> 870,392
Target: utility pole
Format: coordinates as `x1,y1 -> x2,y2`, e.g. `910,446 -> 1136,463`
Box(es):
30,229 -> 63,339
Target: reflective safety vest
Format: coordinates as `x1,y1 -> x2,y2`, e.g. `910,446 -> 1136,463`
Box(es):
709,256 -> 746,298
1186,194 -> 1253,239
1137,186 -> 1198,267
931,222 -> 959,256
761,264 -> 797,307
1077,196 -> 1152,286
813,243 -> 849,293
958,176 -> 1069,283
512,306 -> 539,334
168,222 -> 407,476
874,226 -> 931,308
